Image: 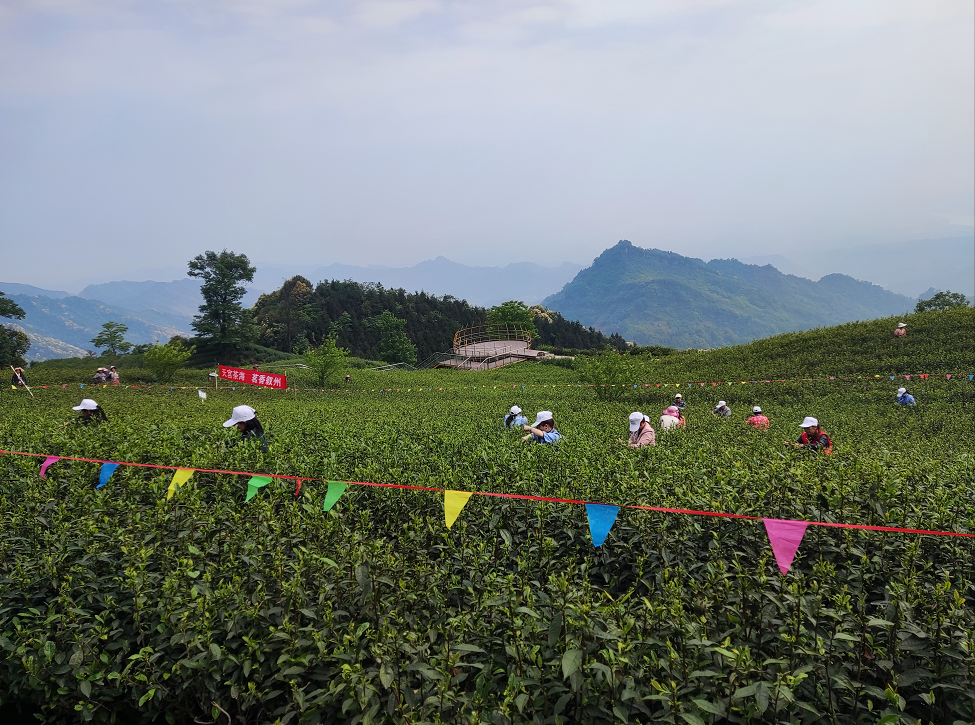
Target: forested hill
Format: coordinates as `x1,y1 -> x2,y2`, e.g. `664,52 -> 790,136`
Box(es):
251,277 -> 622,362
543,241 -> 916,349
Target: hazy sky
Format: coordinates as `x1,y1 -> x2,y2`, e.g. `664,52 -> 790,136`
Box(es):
1,0 -> 972,288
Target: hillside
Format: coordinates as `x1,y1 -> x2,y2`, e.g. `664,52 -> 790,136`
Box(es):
2,293 -> 191,360
543,241 -> 916,348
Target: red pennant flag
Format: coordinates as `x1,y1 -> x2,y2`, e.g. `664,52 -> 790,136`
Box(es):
763,519 -> 808,575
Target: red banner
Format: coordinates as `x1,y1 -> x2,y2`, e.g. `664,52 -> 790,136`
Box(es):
218,365 -> 287,389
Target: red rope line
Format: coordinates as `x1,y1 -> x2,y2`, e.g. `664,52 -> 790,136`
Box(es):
2,449 -> 971,538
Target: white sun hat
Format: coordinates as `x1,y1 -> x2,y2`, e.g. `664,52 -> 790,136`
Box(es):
533,411 -> 554,427
897,322 -> 906,328
799,416 -> 819,428
753,406 -> 762,413
509,405 -> 522,414
716,401 -> 727,408
72,399 -> 98,411
897,387 -> 906,395
675,393 -> 682,398
223,405 -> 256,427
628,411 -> 648,432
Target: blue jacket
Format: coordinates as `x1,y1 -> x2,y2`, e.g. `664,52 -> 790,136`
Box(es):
897,394 -> 916,406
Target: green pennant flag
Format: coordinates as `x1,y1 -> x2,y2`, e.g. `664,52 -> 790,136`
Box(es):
245,476 -> 273,502
322,481 -> 348,512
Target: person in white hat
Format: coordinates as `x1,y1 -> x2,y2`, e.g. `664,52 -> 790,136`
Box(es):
222,405 -> 269,452
893,322 -> 906,338
712,400 -> 731,418
788,416 -> 832,453
504,405 -> 528,429
745,406 -> 770,430
619,412 -> 655,448
896,387 -> 916,406
68,398 -> 108,426
93,367 -> 110,383
673,393 -> 686,410
109,365 -> 120,386
522,411 -> 561,444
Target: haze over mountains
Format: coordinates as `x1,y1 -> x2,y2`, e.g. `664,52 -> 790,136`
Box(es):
1,237 -> 968,360
543,241 -> 918,349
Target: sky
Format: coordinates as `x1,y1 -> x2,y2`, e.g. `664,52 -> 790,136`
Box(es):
1,0 -> 972,288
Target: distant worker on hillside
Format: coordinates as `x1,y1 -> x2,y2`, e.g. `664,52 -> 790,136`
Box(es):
109,365 -> 120,386
345,374 -> 351,384
713,401 -> 732,418
522,411 -> 561,445
93,367 -> 110,384
504,405 -> 528,428
746,406 -> 770,429
658,406 -> 685,431
673,393 -> 686,410
620,412 -> 655,448
222,405 -> 269,453
66,398 -> 109,426
893,322 -> 907,338
896,387 -> 916,406
11,367 -> 27,387
788,417 -> 833,454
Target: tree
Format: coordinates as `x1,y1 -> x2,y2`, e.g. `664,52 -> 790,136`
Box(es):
0,292 -> 29,367
144,341 -> 195,383
915,291 -> 970,313
187,250 -> 257,345
487,300 -> 538,339
575,347 -> 639,401
365,310 -> 417,365
253,276 -> 315,351
304,336 -> 349,387
91,321 -> 132,356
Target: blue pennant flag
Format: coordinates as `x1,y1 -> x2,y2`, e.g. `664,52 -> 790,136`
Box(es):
585,504 -> 620,547
97,463 -> 119,489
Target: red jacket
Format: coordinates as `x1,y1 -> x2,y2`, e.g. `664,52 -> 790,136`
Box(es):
798,430 -> 833,454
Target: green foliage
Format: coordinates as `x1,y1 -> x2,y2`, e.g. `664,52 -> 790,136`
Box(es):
544,240 -> 917,348
0,326 -> 31,367
143,341 -> 195,383
252,276 -> 316,352
487,300 -> 538,338
365,310 -> 417,365
915,290 -> 970,313
0,290 -> 26,321
0,311 -> 972,722
90,321 -> 132,356
303,336 -> 349,387
187,249 -> 257,346
574,347 -> 640,400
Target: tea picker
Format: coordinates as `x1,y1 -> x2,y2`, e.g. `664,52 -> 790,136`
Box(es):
9,365 -> 33,399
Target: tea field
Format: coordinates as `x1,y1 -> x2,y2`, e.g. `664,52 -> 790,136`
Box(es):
1,309 -> 973,724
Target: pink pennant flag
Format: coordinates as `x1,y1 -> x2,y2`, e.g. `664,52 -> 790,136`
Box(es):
40,456 -> 61,479
946,374 -> 951,380
763,519 -> 808,575
904,375 -> 910,380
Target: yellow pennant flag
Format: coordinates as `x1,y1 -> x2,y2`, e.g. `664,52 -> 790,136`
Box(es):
444,490 -> 474,529
167,468 -> 195,500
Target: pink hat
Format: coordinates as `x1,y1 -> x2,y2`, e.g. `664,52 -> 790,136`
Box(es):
663,406 -> 680,418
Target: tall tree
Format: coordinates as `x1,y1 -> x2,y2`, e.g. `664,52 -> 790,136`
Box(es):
365,310 -> 417,365
0,291 -> 29,367
915,291 -> 970,313
91,321 -> 132,356
487,300 -> 538,339
187,250 -> 257,345
253,276 -> 315,352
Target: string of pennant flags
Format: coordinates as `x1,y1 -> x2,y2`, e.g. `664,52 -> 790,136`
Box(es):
5,448 -> 971,576
8,371 -> 973,397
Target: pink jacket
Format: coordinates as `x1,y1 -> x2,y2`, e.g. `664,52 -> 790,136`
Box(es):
629,425 -> 656,448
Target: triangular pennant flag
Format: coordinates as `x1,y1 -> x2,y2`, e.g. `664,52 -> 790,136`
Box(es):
167,468 -> 195,500
444,490 -> 474,529
586,504 -> 620,547
40,456 -> 60,479
946,374 -> 951,380
322,481 -> 348,512
97,463 -> 119,489
244,476 -> 273,502
763,519 -> 809,575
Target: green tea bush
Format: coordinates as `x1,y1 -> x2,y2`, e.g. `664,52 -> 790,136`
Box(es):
0,310 -> 972,724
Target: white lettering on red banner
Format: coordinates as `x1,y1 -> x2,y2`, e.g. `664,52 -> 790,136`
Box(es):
218,365 -> 287,389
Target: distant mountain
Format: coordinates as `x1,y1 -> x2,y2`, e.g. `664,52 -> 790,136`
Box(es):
0,282 -> 72,299
543,241 -> 916,349
78,279 -> 264,321
3,293 -> 192,361
738,235 -> 974,298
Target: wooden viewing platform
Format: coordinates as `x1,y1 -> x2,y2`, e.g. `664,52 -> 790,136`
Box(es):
427,324 -> 545,371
